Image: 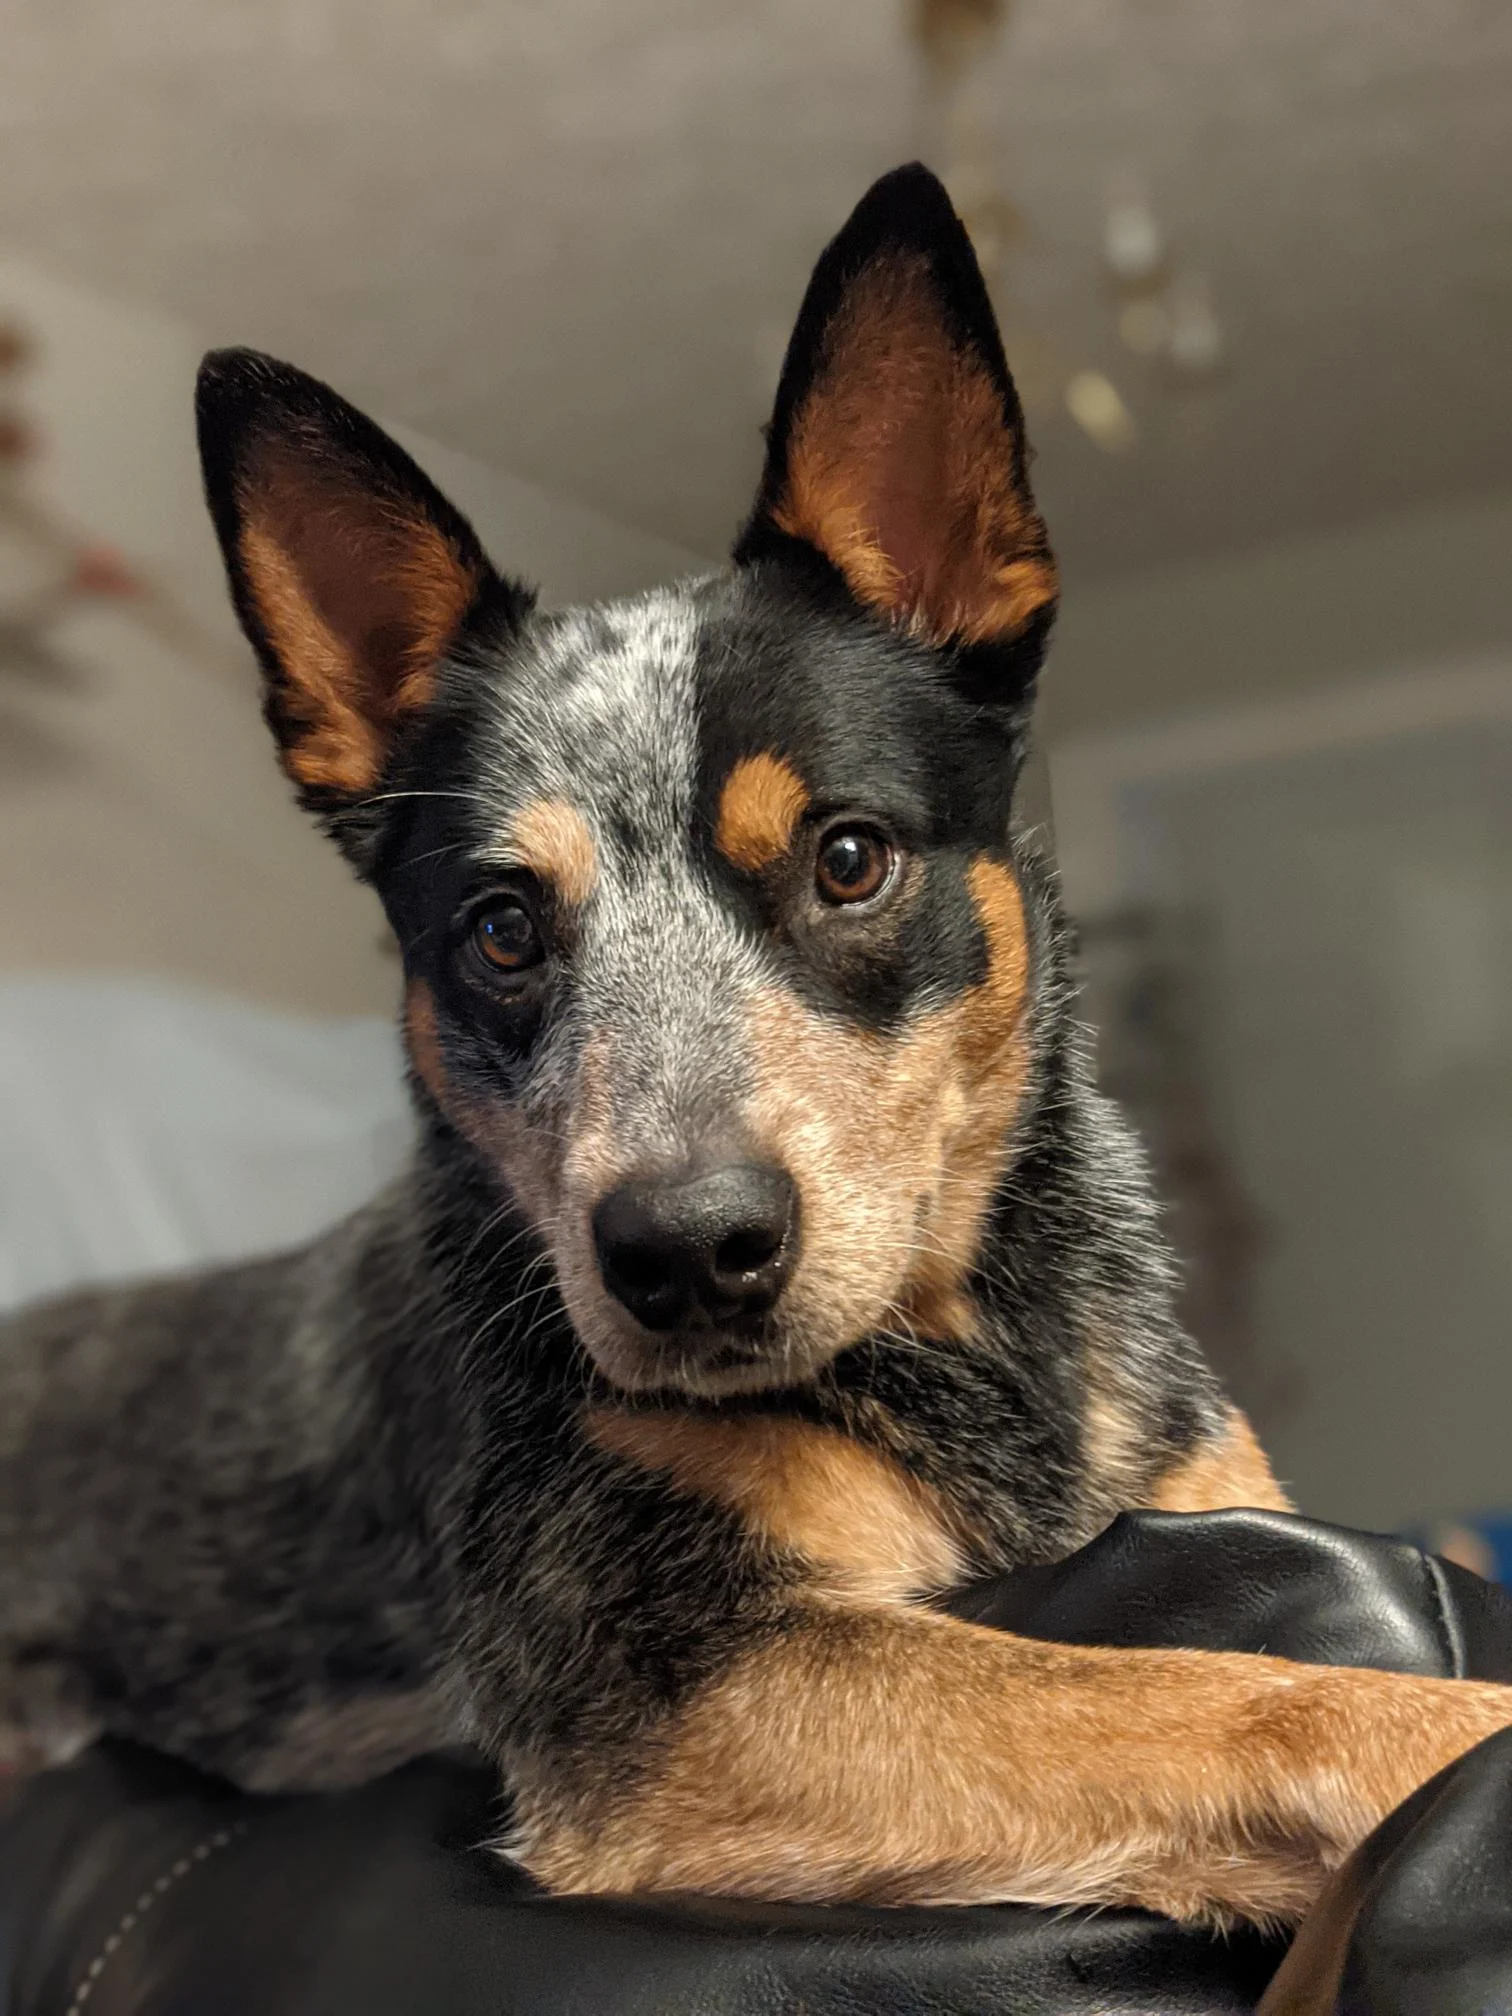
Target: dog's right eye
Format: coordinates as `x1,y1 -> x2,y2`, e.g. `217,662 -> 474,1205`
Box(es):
467,897 -> 543,977
814,824 -> 896,907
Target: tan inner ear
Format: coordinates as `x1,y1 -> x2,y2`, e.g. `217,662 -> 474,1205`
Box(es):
771,255 -> 1058,649
239,449 -> 484,797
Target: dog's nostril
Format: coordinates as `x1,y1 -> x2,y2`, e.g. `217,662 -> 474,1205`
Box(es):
713,1226 -> 783,1280
611,1248 -> 669,1295
592,1164 -> 798,1332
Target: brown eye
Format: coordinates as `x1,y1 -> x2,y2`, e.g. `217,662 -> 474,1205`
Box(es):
814,825 -> 896,906
469,897 -> 543,974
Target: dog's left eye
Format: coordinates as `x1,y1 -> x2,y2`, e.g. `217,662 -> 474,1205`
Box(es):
468,897 -> 543,975
814,824 -> 896,906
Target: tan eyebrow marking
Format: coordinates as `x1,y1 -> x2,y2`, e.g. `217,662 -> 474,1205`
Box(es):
715,752 -> 810,872
508,798 -> 598,907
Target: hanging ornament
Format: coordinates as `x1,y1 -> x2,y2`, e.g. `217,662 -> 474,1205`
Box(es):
1065,370 -> 1138,453
1164,269 -> 1224,379
1103,169 -> 1168,294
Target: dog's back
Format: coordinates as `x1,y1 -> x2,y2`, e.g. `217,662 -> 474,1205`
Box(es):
0,1195 -> 455,1780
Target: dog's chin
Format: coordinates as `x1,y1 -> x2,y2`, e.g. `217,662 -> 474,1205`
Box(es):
577,1310 -> 851,1400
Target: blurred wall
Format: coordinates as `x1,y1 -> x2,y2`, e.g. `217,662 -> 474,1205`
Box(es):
1043,493 -> 1512,748
1044,504 -> 1512,1533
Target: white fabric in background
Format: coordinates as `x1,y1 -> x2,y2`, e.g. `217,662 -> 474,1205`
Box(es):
0,976 -> 413,1315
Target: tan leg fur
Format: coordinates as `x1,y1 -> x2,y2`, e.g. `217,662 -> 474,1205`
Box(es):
516,1597 -> 1512,1928
528,1401 -> 1510,1926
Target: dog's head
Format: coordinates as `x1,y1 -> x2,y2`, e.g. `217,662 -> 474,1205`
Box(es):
197,165 -> 1058,1398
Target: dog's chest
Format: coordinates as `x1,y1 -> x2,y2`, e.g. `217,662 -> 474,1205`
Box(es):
585,1408 -> 966,1601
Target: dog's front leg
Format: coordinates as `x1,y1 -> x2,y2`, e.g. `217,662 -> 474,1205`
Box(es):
511,1597 -> 1512,1928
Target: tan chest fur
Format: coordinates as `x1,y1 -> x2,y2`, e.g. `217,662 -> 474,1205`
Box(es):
585,1408 -> 966,1602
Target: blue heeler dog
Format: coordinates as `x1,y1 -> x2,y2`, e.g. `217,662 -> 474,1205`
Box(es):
4,165 -> 1509,1927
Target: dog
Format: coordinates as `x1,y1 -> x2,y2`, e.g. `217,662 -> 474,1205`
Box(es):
2,163 -> 1509,1930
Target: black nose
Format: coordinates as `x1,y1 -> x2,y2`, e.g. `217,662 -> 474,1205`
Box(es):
592,1164 -> 798,1331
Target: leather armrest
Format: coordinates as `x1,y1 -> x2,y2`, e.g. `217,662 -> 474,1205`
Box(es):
949,1507 -> 1512,1681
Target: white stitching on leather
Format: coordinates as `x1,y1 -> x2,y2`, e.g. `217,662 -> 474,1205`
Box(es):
65,1820 -> 249,2012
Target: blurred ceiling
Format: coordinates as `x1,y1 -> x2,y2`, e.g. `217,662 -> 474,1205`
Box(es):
3,0 -> 1510,587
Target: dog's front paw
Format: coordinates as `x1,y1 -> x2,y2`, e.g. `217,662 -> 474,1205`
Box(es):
1257,1669 -> 1512,1876
1091,1668 -> 1512,1933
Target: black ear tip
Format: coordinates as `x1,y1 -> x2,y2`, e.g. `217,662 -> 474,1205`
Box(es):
195,348 -> 272,450
862,161 -> 955,208
195,349 -> 324,513
197,346 -> 272,403
198,344 -> 266,377
846,162 -> 964,245
195,348 -> 325,438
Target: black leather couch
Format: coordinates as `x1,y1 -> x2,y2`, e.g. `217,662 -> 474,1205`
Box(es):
5,1510 -> 1512,2016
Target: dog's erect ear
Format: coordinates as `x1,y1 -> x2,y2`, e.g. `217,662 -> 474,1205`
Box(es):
196,348 -> 515,848
735,164 -> 1058,674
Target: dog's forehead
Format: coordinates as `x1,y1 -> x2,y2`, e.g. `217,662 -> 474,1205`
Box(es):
469,572 -> 982,872
476,585 -> 708,851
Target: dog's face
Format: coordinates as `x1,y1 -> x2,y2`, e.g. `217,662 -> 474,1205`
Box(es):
197,166 -> 1059,1397
380,572 -> 1041,1399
